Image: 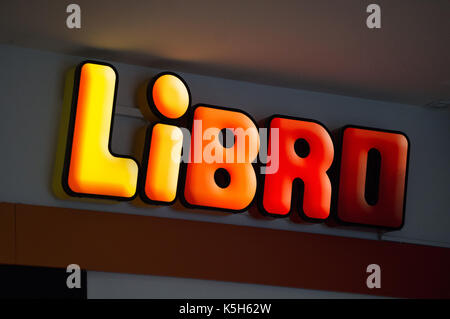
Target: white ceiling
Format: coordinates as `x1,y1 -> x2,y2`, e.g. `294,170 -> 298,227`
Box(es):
1,0 -> 449,106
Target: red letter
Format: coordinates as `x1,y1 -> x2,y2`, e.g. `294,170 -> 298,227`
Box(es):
261,116 -> 334,220
337,126 -> 409,229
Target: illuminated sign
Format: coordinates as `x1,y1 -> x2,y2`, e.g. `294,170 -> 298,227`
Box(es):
59,61 -> 409,229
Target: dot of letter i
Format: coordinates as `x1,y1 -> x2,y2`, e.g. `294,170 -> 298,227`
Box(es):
141,72 -> 191,204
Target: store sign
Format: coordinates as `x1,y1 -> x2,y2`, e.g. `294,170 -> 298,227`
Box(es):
60,61 -> 409,229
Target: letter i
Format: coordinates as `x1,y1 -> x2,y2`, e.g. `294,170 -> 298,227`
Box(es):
140,72 -> 191,204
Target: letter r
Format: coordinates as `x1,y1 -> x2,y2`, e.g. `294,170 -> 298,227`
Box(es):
262,116 -> 334,220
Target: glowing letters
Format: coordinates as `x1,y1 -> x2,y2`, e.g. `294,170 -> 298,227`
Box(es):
61,61 -> 410,229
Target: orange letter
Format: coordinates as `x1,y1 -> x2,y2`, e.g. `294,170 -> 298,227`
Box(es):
140,73 -> 190,204
183,106 -> 259,212
261,116 -> 334,220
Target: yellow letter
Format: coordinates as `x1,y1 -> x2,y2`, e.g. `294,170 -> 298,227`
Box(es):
63,62 -> 138,199
142,124 -> 183,203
